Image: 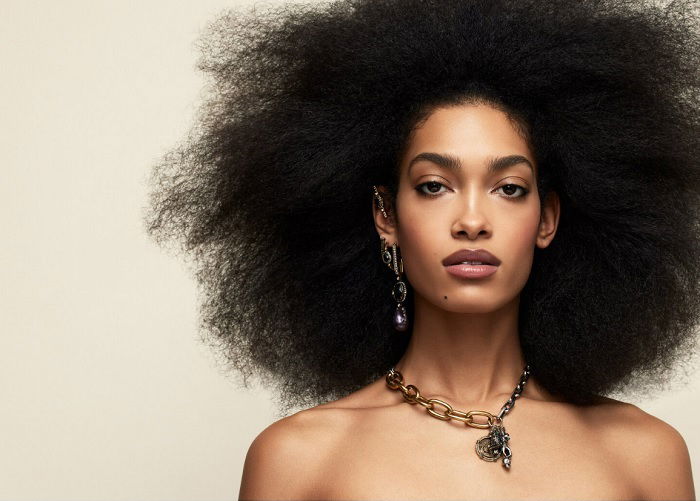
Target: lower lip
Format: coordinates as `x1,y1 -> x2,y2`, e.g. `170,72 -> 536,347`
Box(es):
444,264 -> 499,278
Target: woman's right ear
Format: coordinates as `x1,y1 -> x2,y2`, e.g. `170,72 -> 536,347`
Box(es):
371,185 -> 397,243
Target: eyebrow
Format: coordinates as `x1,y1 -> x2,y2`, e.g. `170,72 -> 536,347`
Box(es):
407,152 -> 535,176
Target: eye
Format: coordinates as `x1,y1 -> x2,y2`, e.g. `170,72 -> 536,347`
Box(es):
495,183 -> 529,199
415,181 -> 530,199
415,180 -> 447,198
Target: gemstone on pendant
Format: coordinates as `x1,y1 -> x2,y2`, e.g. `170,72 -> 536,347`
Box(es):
382,250 -> 392,266
393,304 -> 408,331
392,280 -> 407,302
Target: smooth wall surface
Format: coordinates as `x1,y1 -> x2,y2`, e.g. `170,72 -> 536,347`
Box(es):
1,1 -> 698,499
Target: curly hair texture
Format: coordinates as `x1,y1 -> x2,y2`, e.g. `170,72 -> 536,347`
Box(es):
145,0 -> 700,416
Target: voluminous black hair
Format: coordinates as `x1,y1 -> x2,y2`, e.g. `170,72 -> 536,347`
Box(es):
145,0 -> 700,416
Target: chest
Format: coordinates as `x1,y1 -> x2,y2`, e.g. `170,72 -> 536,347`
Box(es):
313,413 -> 642,500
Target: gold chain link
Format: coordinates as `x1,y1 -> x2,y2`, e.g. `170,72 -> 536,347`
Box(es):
386,369 -> 501,429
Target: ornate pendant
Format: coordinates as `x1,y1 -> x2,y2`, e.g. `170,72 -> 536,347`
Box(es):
475,423 -> 512,469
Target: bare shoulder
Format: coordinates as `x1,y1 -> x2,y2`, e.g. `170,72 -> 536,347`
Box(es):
238,408 -> 331,500
238,377 -> 391,500
238,402 -> 359,501
588,396 -> 694,501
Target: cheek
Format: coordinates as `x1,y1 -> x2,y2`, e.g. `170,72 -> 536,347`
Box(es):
498,210 -> 541,278
395,205 -> 445,279
504,210 -> 540,245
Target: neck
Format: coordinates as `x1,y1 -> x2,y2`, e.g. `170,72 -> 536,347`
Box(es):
393,293 -> 533,410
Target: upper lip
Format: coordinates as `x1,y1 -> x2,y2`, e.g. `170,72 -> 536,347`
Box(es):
442,248 -> 501,266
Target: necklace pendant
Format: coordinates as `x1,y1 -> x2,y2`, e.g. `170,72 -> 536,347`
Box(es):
475,423 -> 512,469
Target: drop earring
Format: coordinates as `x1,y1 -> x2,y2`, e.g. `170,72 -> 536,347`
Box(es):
380,237 -> 408,332
373,185 -> 409,332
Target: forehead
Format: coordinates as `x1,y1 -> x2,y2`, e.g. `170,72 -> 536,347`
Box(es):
400,103 -> 535,169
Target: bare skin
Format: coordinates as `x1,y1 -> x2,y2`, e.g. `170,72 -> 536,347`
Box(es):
249,379 -> 692,500
239,102 -> 695,500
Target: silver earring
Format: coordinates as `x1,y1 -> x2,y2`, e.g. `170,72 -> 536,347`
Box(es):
380,236 -> 408,332
372,185 -> 389,219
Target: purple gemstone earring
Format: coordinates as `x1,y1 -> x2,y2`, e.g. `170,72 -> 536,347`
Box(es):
380,236 -> 408,332
373,185 -> 408,332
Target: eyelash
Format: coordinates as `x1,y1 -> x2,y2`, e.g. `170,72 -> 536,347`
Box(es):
415,180 -> 530,199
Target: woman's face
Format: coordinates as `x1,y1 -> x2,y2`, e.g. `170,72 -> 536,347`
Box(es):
375,102 -> 559,313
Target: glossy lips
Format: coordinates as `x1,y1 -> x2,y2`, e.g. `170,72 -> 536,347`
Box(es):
442,248 -> 501,279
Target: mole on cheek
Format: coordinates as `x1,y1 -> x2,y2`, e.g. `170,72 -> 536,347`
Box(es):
444,295 -> 448,300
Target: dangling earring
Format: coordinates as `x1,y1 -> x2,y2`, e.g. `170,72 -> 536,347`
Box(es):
372,185 -> 408,332
380,237 -> 409,332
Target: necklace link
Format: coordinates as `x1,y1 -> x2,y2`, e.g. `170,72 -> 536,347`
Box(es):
465,410 -> 495,429
425,398 -> 453,420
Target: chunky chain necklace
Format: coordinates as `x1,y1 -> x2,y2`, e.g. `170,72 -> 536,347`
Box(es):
385,365 -> 531,469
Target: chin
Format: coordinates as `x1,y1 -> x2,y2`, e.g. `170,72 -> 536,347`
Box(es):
434,297 -> 506,314
449,304 -> 502,314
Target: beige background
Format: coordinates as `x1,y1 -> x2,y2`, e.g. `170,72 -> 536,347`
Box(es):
1,0 -> 698,499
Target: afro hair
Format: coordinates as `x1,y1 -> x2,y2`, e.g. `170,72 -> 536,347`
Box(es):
144,0 -> 700,417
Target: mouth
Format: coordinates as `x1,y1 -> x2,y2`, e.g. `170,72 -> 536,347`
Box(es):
442,248 -> 501,267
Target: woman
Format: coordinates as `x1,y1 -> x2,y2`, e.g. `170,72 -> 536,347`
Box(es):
145,0 -> 700,498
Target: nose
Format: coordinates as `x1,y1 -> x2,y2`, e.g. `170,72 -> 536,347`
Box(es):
451,190 -> 492,240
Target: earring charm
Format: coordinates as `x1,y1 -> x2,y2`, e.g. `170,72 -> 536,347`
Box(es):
380,236 -> 408,332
